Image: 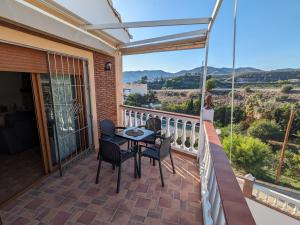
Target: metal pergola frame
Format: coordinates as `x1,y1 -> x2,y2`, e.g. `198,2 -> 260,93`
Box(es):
84,0 -> 224,159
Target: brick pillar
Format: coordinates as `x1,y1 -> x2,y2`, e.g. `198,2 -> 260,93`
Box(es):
243,173 -> 255,198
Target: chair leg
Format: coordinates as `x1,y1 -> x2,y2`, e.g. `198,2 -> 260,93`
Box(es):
116,164 -> 122,193
139,151 -> 142,178
153,158 -> 155,166
158,161 -> 164,187
134,155 -> 137,178
170,152 -> 176,174
95,158 -> 102,184
112,164 -> 115,170
97,150 -> 100,160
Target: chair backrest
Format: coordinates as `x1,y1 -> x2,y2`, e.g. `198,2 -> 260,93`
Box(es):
145,117 -> 161,133
159,136 -> 172,159
99,119 -> 115,137
100,139 -> 120,164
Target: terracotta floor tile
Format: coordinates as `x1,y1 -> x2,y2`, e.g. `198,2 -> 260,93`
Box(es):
158,197 -> 172,208
135,197 -> 151,209
50,211 -> 71,225
77,210 -> 97,225
0,153 -> 202,225
110,209 -> 131,225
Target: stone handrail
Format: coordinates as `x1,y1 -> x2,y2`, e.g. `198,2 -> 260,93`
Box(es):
201,121 -> 256,225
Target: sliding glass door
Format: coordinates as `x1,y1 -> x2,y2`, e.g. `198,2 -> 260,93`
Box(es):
40,53 -> 93,174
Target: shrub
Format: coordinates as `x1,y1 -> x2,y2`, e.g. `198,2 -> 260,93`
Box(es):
281,85 -> 293,93
247,119 -> 282,142
283,151 -> 300,180
244,86 -> 252,93
206,78 -> 217,91
222,135 -> 272,177
275,95 -> 289,102
214,105 -> 246,127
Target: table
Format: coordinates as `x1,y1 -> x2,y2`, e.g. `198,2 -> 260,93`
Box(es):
116,127 -> 154,177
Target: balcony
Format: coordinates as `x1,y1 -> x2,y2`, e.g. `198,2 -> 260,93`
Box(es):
0,106 -> 255,225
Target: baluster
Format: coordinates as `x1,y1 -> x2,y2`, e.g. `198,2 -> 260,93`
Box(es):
160,116 -> 164,134
256,190 -> 261,198
146,113 -> 150,121
129,110 -> 132,127
282,201 -> 288,211
265,194 -> 269,203
182,120 -> 187,150
134,112 -> 138,127
292,205 -> 298,215
166,117 -> 171,137
191,122 -> 196,152
174,119 -> 179,147
140,113 -> 144,126
273,197 -> 278,207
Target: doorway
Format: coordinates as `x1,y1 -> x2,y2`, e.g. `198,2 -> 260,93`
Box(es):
0,72 -> 44,205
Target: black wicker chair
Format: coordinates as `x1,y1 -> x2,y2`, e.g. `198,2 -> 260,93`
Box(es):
139,117 -> 162,165
95,139 -> 138,193
140,136 -> 175,187
139,117 -> 162,145
98,119 -> 128,159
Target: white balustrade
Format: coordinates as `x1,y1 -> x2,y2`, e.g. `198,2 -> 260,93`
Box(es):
200,124 -> 226,225
253,184 -> 300,216
121,105 -> 200,155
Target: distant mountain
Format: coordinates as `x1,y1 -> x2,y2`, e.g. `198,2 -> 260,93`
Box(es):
123,66 -> 263,83
123,70 -> 172,83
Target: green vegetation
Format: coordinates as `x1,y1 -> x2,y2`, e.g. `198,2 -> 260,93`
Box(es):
247,119 -> 282,142
125,77 -> 300,190
125,91 -> 158,107
281,85 -> 293,93
206,78 -> 217,91
223,135 -> 272,177
140,75 -> 148,84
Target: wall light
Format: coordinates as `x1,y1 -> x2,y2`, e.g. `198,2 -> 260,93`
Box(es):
104,62 -> 112,71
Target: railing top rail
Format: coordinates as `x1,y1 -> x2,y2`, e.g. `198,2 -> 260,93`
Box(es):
203,121 -> 256,225
121,104 -> 200,121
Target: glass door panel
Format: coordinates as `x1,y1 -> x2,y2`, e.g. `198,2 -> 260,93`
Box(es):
40,53 -> 93,174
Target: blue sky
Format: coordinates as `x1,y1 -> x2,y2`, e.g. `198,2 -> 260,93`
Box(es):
113,0 -> 300,72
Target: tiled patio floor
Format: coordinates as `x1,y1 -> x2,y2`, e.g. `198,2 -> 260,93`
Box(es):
0,151 -> 202,225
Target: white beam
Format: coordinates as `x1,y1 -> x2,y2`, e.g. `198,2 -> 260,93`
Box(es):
208,0 -> 223,32
121,37 -> 206,55
83,18 -> 211,30
120,29 -> 207,48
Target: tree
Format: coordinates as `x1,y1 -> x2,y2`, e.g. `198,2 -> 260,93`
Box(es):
125,93 -> 146,106
274,103 -> 300,135
247,119 -> 283,142
214,105 -> 246,127
222,135 -> 272,177
146,91 -> 157,103
244,86 -> 252,93
140,75 -> 148,84
206,78 -> 217,91
283,151 -> 300,180
281,85 -> 293,94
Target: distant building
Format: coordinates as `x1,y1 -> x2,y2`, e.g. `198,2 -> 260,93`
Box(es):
123,83 -> 148,99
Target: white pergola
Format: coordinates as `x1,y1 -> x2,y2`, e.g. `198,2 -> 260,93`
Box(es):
84,0 -> 236,161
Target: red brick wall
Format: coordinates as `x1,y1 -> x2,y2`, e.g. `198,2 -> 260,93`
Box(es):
93,52 -> 117,132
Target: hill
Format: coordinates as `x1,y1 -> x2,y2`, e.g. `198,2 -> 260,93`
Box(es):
123,66 -> 262,83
